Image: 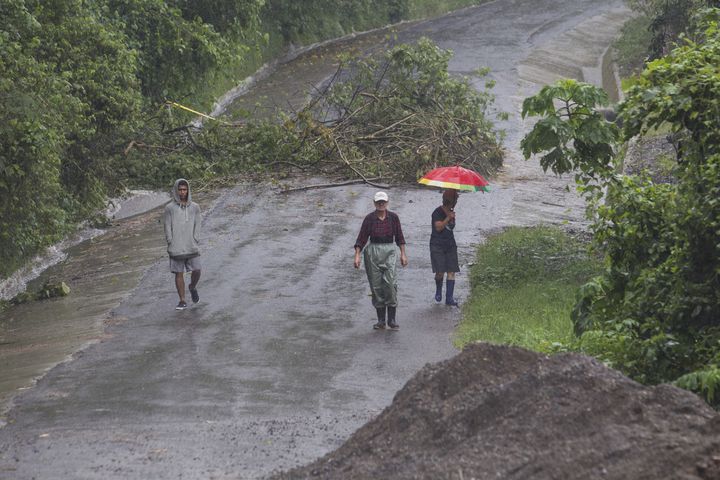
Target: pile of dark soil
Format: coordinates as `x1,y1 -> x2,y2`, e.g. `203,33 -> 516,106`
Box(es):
271,343 -> 720,480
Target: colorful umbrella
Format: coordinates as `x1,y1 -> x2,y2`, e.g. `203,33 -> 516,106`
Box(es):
418,165 -> 490,192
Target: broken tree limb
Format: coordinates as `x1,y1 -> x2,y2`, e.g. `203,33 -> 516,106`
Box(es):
332,137 -> 386,189
280,178 -> 389,194
265,160 -> 309,170
356,113 -> 417,141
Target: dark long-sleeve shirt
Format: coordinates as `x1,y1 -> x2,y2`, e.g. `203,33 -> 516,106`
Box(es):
430,206 -> 456,250
354,211 -> 406,250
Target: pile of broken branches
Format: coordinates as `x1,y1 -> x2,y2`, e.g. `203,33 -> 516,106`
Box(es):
283,37 -> 504,186
123,38 -> 504,191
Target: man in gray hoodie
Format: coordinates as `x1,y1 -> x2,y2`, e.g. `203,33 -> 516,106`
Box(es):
164,178 -> 202,310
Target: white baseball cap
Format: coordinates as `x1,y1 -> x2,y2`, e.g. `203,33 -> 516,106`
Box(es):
374,191 -> 389,202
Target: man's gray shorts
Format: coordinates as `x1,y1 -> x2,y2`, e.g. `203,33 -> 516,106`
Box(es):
169,255 -> 202,273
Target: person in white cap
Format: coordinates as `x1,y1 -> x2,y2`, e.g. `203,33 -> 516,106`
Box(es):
353,191 -> 408,330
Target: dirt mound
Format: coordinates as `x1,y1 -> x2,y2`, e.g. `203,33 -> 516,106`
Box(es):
270,343 -> 720,480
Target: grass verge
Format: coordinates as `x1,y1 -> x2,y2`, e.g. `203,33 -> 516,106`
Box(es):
455,226 -> 601,352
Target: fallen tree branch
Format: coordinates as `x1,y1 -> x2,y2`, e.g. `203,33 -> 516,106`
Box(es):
333,137 -> 386,188
356,113 -> 417,141
265,160 -> 309,170
280,178 -> 389,193
123,140 -> 183,154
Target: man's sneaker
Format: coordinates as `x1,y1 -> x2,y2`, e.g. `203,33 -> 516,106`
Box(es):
445,298 -> 459,307
373,321 -> 386,330
434,293 -> 442,304
176,301 -> 188,310
388,320 -> 399,330
189,287 -> 199,304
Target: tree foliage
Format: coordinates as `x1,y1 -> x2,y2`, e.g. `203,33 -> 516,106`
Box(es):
106,0 -> 263,102
521,9 -> 720,405
520,80 -> 619,206
262,0 -> 411,44
0,0 -> 73,273
626,0 -> 720,60
0,0 -> 261,277
31,0 -> 144,206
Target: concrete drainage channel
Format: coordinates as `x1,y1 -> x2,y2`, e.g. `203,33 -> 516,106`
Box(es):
518,7 -> 627,101
494,5 -> 629,231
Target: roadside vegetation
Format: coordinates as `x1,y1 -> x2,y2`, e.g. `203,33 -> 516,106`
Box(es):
0,0 -> 493,280
614,0 -> 720,81
456,227 -> 601,351
613,15 -> 653,79
463,5 -> 720,408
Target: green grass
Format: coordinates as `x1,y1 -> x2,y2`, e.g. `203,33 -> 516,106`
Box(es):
456,226 -> 602,352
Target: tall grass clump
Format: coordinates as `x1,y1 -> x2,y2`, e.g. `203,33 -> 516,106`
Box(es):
456,226 -> 601,351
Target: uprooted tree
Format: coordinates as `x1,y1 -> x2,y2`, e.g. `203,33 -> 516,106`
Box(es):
520,9 -> 720,407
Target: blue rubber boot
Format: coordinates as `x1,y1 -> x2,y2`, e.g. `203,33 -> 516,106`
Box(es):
445,279 -> 458,306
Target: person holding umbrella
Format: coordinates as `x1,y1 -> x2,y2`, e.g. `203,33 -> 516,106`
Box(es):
354,191 -> 408,330
431,189 -> 460,306
418,165 -> 490,306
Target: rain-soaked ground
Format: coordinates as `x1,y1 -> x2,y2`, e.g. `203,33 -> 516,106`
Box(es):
0,1 -> 628,478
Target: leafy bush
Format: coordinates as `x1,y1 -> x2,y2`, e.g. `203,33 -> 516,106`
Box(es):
676,366 -> 720,408
613,15 -> 653,78
520,79 -> 620,214
521,9 -> 720,403
1,0 -> 79,274
261,0 -> 487,45
626,0 -> 720,60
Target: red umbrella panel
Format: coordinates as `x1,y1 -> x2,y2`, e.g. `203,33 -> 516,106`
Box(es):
418,165 -> 490,192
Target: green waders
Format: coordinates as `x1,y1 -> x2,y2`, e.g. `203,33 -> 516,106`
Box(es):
363,242 -> 398,308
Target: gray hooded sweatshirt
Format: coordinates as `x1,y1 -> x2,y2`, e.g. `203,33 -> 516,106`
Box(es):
164,178 -> 201,259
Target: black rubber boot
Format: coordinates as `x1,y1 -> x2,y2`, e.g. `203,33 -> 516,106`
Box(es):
434,277 -> 443,303
387,306 -> 399,330
373,307 -> 386,329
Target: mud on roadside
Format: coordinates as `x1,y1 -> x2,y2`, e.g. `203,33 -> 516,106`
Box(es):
272,343 -> 720,480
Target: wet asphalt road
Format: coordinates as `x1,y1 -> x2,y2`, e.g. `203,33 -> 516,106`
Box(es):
0,185 -> 509,479
0,1 -> 627,478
